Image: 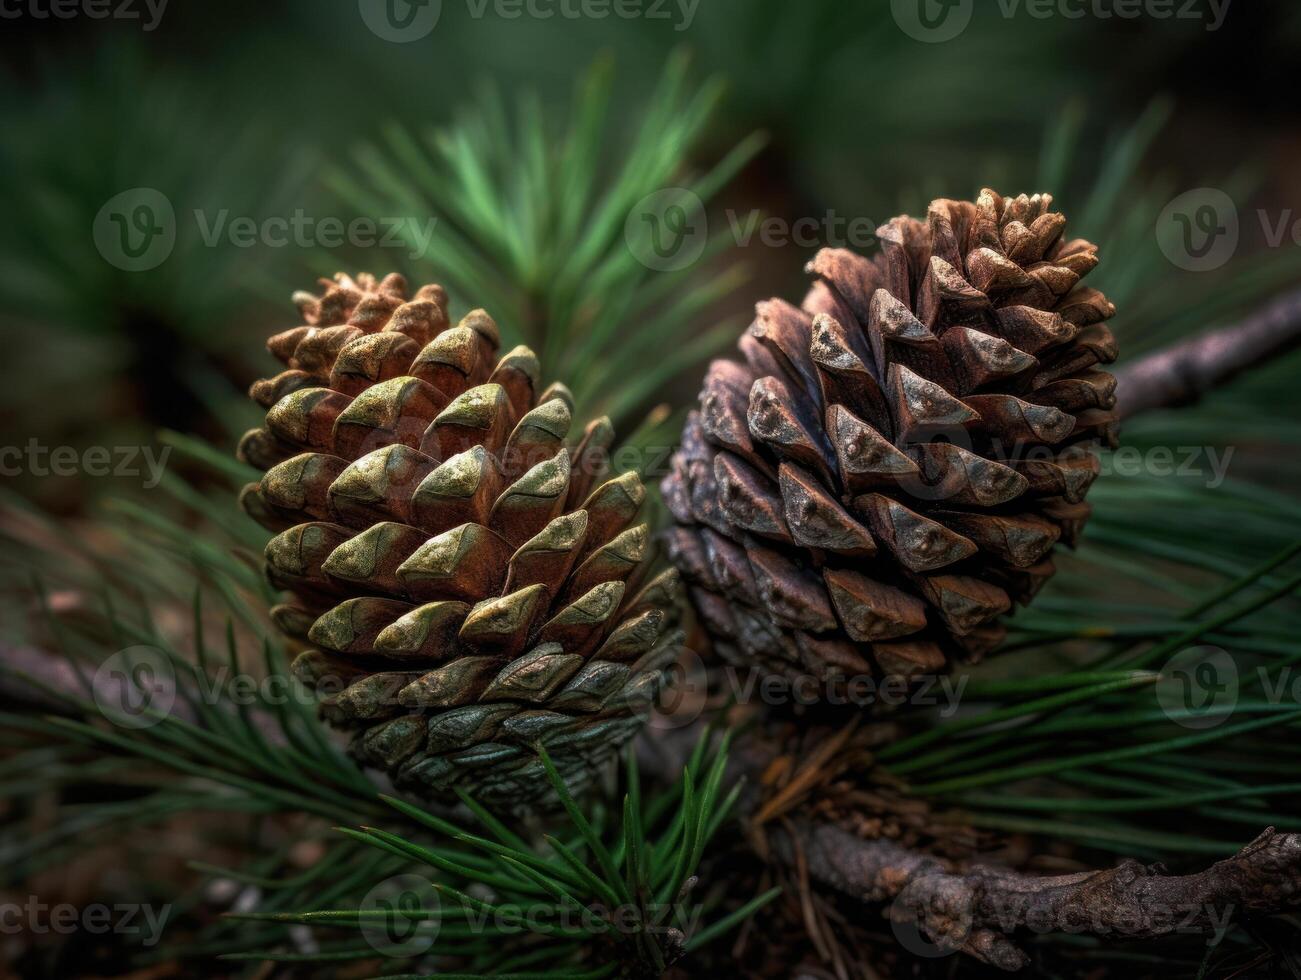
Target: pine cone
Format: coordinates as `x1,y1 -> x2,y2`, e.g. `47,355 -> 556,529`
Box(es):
238,272 -> 681,807
662,190 -> 1118,684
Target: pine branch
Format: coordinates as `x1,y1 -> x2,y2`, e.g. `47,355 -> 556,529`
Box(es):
1,643 -> 91,717
776,820 -> 1301,972
1116,285 -> 1301,418
327,53 -> 764,431
4,644 -> 771,973
637,723 -> 1301,973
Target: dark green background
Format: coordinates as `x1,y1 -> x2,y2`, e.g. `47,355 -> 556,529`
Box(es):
2,0 -> 1298,508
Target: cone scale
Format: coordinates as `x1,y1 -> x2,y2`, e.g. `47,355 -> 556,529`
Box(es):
239,272 -> 681,807
662,190 -> 1118,684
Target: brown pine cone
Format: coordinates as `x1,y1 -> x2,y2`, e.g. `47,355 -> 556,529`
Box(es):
662,190 -> 1118,684
238,272 -> 681,808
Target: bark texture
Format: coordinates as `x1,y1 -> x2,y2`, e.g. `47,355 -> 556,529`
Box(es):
777,819 -> 1301,971
638,722 -> 1301,973
1116,285 -> 1301,418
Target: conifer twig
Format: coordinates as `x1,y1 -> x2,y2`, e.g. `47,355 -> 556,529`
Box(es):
775,819 -> 1301,972
1116,285 -> 1301,418
637,725 -> 1301,972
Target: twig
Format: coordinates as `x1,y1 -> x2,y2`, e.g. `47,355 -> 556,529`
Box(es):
636,723 -> 1301,972
1116,286 -> 1301,418
776,819 -> 1301,972
1,643 -> 100,717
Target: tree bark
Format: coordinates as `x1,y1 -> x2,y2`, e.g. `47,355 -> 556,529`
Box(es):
776,819 -> 1301,971
636,724 -> 1301,972
1116,286 -> 1301,418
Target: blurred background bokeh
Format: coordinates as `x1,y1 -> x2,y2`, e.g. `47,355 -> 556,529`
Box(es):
2,0 -> 1300,515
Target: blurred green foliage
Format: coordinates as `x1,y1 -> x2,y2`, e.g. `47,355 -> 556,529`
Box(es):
3,5 -> 1301,976
4,2 -> 1298,511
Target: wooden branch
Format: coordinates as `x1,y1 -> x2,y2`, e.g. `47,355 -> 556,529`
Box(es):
636,723 -> 1301,972
1116,286 -> 1301,418
2,644 -> 99,717
777,819 -> 1301,971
